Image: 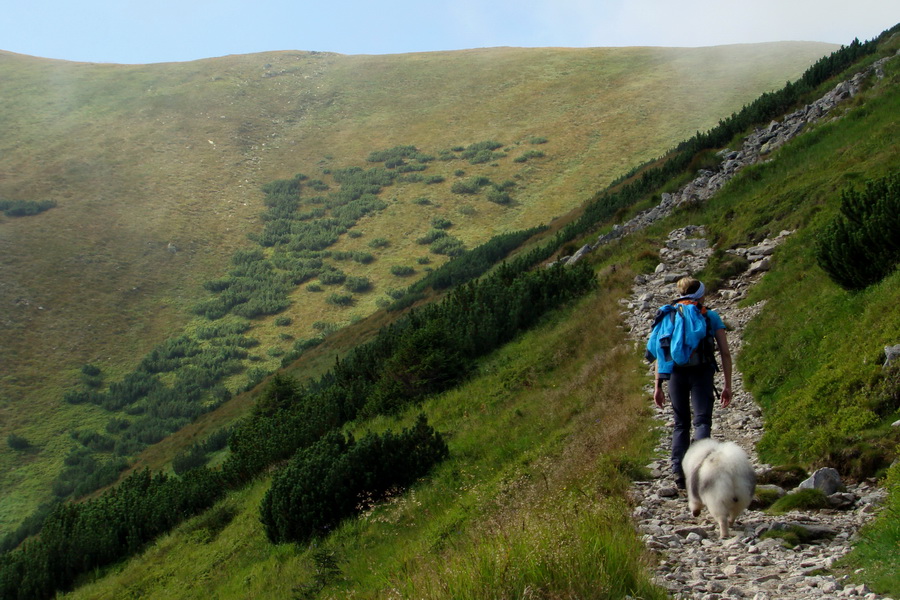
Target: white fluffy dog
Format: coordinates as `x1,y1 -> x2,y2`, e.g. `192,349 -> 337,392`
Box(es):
683,438 -> 756,538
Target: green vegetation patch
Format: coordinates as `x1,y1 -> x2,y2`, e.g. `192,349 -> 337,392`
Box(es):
260,415 -> 448,544
841,458 -> 900,596
768,488 -> 829,514
816,171 -> 900,290
760,522 -> 836,548
0,198 -> 56,217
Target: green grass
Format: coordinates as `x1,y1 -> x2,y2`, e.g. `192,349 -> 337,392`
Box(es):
64,268 -> 666,598
839,459 -> 900,595
715,72 -> 900,470
767,489 -> 830,514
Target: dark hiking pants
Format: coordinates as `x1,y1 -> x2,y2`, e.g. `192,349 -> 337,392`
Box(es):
668,364 -> 716,479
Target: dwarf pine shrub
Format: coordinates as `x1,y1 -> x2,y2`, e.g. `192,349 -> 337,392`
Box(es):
326,293 -> 354,307
0,199 -> 56,217
816,172 -> 900,290
7,433 -> 31,451
390,265 -> 415,277
259,415 -> 448,544
344,276 -> 372,293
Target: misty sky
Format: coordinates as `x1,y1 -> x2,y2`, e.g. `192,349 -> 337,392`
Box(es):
2,0 -> 897,64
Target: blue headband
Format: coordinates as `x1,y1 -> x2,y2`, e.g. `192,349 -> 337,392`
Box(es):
682,282 -> 705,300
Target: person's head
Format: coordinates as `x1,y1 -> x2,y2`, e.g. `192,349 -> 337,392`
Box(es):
677,277 -> 705,299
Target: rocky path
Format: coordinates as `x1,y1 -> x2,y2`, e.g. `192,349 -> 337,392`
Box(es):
620,226 -> 891,600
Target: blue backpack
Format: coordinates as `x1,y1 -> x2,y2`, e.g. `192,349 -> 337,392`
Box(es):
646,300 -> 718,375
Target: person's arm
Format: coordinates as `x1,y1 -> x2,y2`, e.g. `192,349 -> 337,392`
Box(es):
715,328 -> 732,407
653,367 -> 667,408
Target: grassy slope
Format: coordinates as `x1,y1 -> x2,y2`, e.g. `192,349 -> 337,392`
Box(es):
61,40 -> 900,599
66,268 -> 668,599
0,42 -> 835,533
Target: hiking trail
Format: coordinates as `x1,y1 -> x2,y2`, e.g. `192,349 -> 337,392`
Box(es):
621,225 -> 892,600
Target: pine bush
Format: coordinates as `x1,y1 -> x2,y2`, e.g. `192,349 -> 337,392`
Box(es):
816,173 -> 900,290
259,415 -> 448,543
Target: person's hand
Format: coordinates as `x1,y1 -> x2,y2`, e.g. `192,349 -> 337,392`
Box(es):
653,384 -> 666,408
720,386 -> 732,407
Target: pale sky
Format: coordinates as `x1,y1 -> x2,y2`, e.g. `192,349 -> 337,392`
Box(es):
1,0 -> 897,64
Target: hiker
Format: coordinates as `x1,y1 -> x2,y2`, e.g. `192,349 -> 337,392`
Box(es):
648,277 -> 732,489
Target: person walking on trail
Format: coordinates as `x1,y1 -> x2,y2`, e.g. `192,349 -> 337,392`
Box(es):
647,277 -> 733,489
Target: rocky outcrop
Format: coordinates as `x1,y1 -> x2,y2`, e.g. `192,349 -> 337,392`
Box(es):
623,227 -> 892,600
559,50 -> 899,267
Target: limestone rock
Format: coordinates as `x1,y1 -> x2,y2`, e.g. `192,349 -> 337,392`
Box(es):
747,258 -> 771,275
798,468 -> 843,496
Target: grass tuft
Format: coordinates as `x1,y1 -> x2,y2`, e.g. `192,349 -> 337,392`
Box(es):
767,488 -> 829,514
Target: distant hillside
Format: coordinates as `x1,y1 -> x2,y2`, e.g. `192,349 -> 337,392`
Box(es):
0,42 -> 835,534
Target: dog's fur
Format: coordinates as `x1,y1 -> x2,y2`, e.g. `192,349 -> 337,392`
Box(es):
683,438 -> 756,538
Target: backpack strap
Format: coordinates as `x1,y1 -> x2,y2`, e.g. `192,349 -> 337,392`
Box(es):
673,298 -> 707,315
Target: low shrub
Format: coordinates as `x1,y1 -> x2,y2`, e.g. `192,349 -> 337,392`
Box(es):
81,364 -> 101,377
173,445 -> 209,475
105,418 -> 131,434
391,265 -> 415,277
416,229 -> 447,245
318,268 -> 347,286
451,180 -> 479,195
259,415 -> 448,544
487,188 -> 512,205
461,140 -> 505,164
367,145 -> 419,163
70,430 -> 115,452
344,276 -> 372,293
513,149 -> 545,163
430,236 -> 465,257
816,172 -> 900,290
0,199 -> 56,217
7,433 -> 31,451
326,293 -> 354,307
